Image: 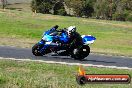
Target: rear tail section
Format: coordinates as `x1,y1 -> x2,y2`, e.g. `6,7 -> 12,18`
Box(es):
81,35 -> 96,45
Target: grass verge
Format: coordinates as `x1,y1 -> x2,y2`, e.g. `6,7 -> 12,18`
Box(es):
0,59 -> 132,88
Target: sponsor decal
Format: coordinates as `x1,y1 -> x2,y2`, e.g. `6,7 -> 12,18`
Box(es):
76,66 -> 131,85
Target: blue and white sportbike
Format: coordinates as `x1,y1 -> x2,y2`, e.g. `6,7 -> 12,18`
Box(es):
32,25 -> 96,60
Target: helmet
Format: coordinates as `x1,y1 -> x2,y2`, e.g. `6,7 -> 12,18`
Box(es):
67,26 -> 76,33
67,26 -> 76,36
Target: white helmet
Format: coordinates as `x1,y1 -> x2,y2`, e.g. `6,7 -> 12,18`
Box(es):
67,26 -> 76,35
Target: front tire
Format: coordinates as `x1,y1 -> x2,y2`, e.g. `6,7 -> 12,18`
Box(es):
32,44 -> 43,56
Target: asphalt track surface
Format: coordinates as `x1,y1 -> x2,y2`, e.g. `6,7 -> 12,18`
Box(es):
0,46 -> 132,68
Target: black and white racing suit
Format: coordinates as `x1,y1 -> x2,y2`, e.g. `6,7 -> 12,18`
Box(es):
67,32 -> 83,51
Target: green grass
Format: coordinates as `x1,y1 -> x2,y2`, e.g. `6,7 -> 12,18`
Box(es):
0,9 -> 132,56
0,59 -> 132,88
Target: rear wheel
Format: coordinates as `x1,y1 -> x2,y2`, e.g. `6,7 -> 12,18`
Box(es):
71,45 -> 90,60
32,44 -> 43,56
81,45 -> 90,57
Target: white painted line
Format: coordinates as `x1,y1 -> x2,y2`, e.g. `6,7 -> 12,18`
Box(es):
0,57 -> 132,70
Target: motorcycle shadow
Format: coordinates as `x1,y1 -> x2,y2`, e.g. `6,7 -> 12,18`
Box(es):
41,55 -> 115,64
35,51 -> 116,63
82,59 -> 115,63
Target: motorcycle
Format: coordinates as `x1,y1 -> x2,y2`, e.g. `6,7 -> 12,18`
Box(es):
32,27 -> 96,60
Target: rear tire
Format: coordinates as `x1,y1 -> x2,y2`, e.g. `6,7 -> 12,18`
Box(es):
71,45 -> 90,60
32,44 -> 43,56
81,45 -> 90,57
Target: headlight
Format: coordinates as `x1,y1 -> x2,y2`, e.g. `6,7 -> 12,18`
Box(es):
42,35 -> 53,42
42,36 -> 47,41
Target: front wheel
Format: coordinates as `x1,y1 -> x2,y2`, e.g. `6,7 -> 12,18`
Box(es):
32,44 -> 43,56
71,45 -> 90,60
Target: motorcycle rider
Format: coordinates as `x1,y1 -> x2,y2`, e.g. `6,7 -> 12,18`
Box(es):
49,25 -> 83,54
50,25 -> 83,47
66,26 -> 83,49
49,25 -> 83,47
56,26 -> 83,56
